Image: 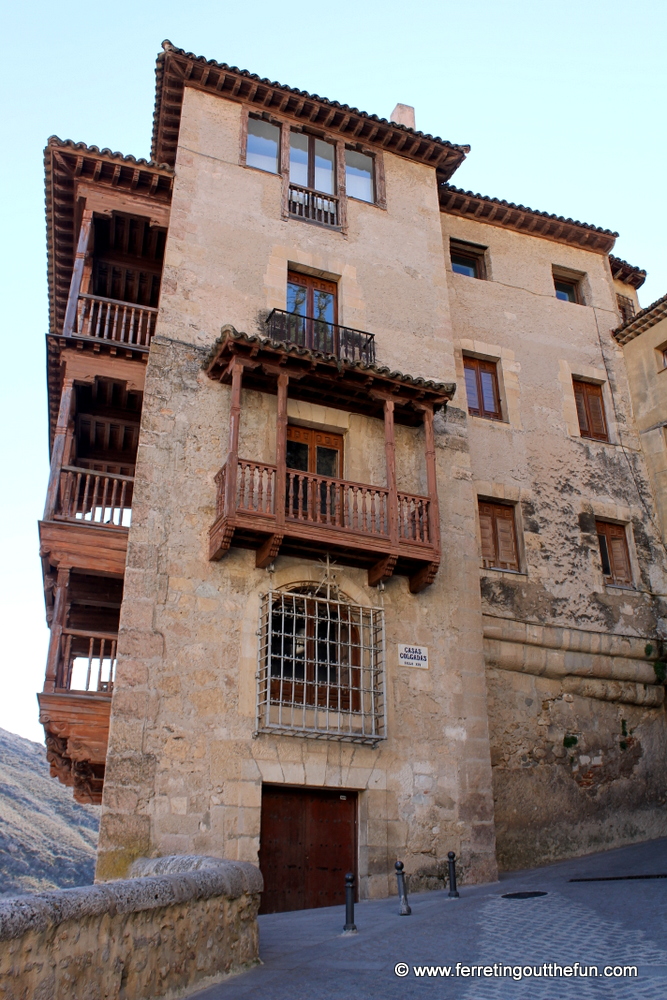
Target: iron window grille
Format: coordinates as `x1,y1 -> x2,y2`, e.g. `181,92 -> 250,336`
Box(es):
256,584 -> 386,746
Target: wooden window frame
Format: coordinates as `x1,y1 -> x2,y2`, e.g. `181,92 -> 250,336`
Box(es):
343,145 -> 386,209
478,500 -> 521,572
286,425 -> 344,477
595,520 -> 633,586
553,268 -> 585,305
450,239 -> 487,280
463,355 -> 503,420
240,111 -> 283,173
573,379 -> 609,442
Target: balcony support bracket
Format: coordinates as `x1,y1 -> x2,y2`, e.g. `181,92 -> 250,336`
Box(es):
256,533 -> 284,569
368,553 -> 398,588
209,515 -> 235,561
409,561 -> 439,595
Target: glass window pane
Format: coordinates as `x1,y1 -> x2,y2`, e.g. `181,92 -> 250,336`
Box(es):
313,290 -> 334,324
597,533 -> 611,576
452,254 -> 477,278
480,370 -> 498,414
287,282 -> 308,315
464,366 -> 479,411
314,139 -> 335,195
289,133 -> 309,187
316,446 -> 339,478
555,280 -> 577,302
286,440 -> 309,471
246,118 -> 280,174
345,150 -> 374,202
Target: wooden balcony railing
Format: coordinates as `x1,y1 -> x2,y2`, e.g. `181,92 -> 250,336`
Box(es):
55,629 -> 117,693
288,184 -> 339,227
75,293 -> 157,349
211,458 -> 434,568
266,310 -> 376,365
55,466 -> 133,528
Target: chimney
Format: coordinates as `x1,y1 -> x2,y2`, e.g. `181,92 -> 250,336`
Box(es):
390,103 -> 416,130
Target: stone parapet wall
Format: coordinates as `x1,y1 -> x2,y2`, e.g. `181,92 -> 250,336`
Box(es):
0,859 -> 262,1000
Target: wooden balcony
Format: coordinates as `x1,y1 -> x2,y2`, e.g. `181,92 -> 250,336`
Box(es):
206,329 -> 456,592
74,293 -> 157,349
54,466 -> 133,528
39,628 -> 116,804
288,183 -> 339,228
210,458 -> 438,590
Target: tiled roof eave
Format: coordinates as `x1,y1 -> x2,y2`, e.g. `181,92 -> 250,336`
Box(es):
609,255 -> 647,290
614,292 -> 667,345
205,327 -> 456,400
151,41 -> 469,179
440,183 -> 618,254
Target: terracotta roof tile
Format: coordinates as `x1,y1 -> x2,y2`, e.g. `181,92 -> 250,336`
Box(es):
152,41 -> 468,179
440,183 -> 617,253
614,291 -> 667,345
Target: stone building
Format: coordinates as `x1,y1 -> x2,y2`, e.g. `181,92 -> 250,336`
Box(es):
39,41 -> 667,911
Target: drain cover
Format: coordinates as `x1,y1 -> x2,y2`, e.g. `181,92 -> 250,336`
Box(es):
501,891 -> 548,899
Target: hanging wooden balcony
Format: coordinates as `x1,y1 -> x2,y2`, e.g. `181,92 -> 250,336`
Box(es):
209,457 -> 438,590
54,466 -> 133,528
74,293 -> 157,349
265,310 -> 376,365
38,627 -> 116,805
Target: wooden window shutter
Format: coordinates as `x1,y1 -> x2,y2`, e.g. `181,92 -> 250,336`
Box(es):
478,504 -> 496,565
573,379 -> 608,441
573,382 -> 589,436
496,506 -> 519,570
608,524 -> 632,584
586,385 -> 608,440
478,500 -> 519,571
595,520 -> 632,585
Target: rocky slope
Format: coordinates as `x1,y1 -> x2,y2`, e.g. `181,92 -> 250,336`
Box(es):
0,727 -> 98,895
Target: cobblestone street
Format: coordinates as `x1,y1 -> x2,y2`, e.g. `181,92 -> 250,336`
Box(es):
192,837 -> 667,999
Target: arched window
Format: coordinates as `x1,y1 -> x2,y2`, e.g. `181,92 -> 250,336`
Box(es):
257,584 -> 385,745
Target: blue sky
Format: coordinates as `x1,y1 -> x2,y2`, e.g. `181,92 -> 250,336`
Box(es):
1,0 -> 665,742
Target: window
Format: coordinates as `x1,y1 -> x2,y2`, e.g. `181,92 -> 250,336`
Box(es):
345,150 -> 374,202
246,117 -> 280,174
573,379 -> 608,441
478,501 -> 520,571
257,586 -> 386,745
616,294 -> 635,325
553,270 -> 584,304
464,356 -> 502,420
289,133 -> 335,194
287,426 -> 343,478
285,271 -> 337,352
662,349 -> 667,370
596,520 -> 632,585
450,240 -> 486,279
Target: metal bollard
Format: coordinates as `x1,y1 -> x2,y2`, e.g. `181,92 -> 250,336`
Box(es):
343,872 -> 357,933
395,861 -> 412,915
447,851 -> 460,898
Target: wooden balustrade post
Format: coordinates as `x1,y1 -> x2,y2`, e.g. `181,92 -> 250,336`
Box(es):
421,403 -> 440,546
224,358 -> 243,518
384,399 -> 399,548
257,372 -> 288,568
409,403 -> 441,594
44,566 -> 71,693
44,378 -> 75,521
369,399 -> 398,586
62,208 -> 93,337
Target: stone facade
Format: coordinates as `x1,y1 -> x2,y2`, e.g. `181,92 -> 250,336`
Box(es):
93,49 -> 667,894
0,859 -> 262,1000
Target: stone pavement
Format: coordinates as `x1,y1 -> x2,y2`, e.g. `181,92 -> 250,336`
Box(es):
191,838 -> 667,999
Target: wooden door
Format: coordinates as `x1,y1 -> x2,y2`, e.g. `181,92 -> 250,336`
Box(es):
259,785 -> 357,913
286,271 -> 338,353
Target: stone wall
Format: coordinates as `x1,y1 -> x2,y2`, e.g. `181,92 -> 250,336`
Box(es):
0,859 -> 262,1000
440,211 -> 667,867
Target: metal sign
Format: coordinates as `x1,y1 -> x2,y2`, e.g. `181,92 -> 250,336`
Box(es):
397,644 -> 428,669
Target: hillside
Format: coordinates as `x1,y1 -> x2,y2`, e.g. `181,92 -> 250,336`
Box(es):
0,727 -> 99,896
